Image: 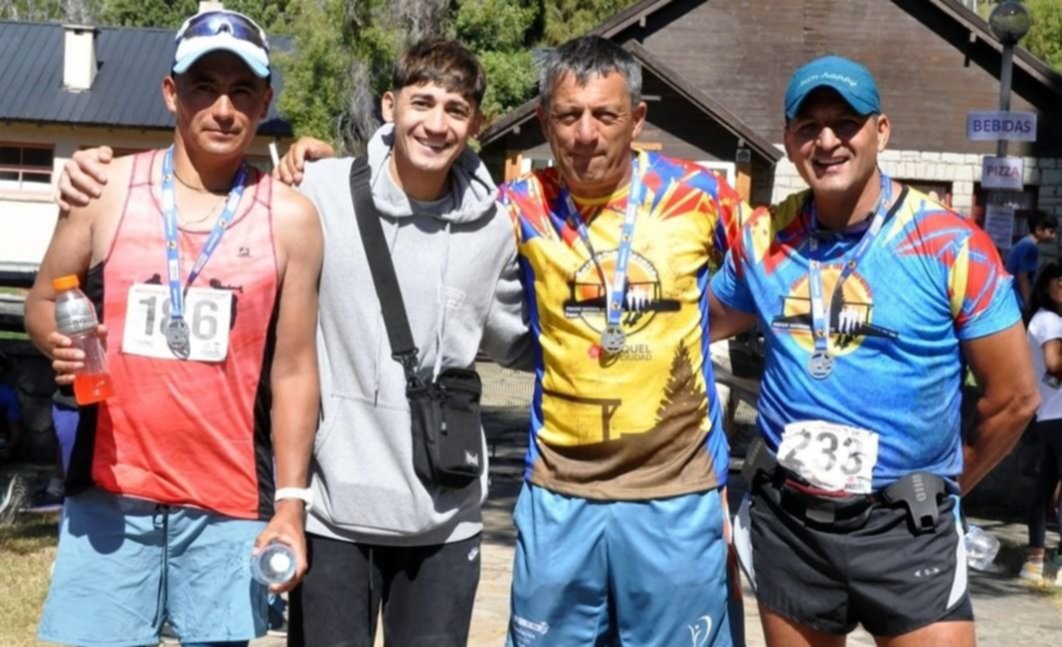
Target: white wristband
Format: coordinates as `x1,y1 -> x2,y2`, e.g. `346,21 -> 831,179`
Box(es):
275,487 -> 312,512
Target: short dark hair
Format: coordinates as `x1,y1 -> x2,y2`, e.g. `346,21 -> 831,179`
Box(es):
1030,209 -> 1058,233
538,35 -> 642,109
391,39 -> 486,108
1027,260 -> 1062,322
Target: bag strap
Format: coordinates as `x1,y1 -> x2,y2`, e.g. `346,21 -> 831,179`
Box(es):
349,157 -> 420,386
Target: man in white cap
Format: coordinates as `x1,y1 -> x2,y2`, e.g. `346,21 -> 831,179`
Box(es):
26,9 -> 322,645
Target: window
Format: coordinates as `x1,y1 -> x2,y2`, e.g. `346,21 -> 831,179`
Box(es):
898,180 -> 953,208
0,144 -> 53,192
696,161 -> 736,187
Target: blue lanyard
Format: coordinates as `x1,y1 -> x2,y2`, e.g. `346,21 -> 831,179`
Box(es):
806,172 -> 892,357
161,146 -> 247,322
560,152 -> 648,329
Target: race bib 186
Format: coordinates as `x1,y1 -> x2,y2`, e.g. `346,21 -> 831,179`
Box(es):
121,283 -> 232,362
777,420 -> 879,494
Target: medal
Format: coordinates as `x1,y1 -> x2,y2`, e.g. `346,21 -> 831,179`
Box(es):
563,151 -> 648,359
166,319 -> 191,359
601,325 -> 626,354
160,146 -> 246,362
807,351 -> 833,379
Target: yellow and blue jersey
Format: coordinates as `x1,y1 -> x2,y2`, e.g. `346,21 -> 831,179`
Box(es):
711,186 -> 1020,489
499,152 -> 746,500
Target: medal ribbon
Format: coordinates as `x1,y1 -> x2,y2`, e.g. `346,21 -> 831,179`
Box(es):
806,171 -> 892,361
161,146 -> 247,325
560,150 -> 649,332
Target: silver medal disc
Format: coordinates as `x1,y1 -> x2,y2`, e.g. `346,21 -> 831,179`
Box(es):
166,319 -> 191,359
600,326 -> 626,354
807,351 -> 833,379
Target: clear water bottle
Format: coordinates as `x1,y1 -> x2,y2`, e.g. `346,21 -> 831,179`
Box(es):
964,525 -> 1000,571
251,541 -> 296,586
53,275 -> 113,405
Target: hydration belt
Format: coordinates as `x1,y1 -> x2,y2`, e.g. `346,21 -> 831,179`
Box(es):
742,436 -> 948,534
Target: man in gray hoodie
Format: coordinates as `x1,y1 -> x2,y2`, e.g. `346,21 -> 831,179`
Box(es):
56,39 -> 528,647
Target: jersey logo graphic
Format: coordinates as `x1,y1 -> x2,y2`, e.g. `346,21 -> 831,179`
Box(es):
563,250 -> 679,343
770,265 -> 898,356
238,246 -> 251,258
687,614 -> 713,647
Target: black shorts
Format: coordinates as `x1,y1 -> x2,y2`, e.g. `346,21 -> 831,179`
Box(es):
289,532 -> 481,647
733,477 -> 973,637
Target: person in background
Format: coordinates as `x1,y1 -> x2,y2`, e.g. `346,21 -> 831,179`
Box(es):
1022,261 -> 1062,587
1007,210 -> 1058,311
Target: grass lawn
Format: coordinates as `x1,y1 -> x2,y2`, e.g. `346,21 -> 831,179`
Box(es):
0,512 -> 58,646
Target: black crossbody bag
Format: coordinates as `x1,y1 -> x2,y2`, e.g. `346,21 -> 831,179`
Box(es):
349,157 -> 484,488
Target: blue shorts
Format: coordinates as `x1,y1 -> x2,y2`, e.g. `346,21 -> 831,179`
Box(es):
38,488 -> 268,647
508,483 -> 738,647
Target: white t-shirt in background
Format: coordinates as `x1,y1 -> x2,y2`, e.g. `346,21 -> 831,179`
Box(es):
1028,308 -> 1062,421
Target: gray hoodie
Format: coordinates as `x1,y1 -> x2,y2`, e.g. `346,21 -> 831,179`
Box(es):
298,125 -> 528,546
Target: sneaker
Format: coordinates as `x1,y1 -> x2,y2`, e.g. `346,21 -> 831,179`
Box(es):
1020,559 -> 1062,587
29,477 -> 65,512
1019,560 -> 1045,582
0,474 -> 30,525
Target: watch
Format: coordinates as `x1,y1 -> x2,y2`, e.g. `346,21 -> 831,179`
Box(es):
274,486 -> 313,511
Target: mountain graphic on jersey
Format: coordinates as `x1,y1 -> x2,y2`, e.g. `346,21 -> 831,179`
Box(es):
770,266 -> 899,354
563,249 -> 681,338
498,151 -> 744,500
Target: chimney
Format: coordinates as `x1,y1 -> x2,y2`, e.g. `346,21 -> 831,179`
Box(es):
199,1 -> 225,11
63,24 -> 98,92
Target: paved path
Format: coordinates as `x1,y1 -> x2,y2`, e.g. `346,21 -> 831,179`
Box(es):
255,364 -> 1061,646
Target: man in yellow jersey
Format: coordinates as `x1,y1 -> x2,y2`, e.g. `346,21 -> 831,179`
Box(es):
26,9 -> 322,645
498,36 -> 745,646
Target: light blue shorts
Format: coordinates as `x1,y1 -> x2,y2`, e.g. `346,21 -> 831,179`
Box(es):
508,483 -> 739,647
38,488 -> 268,647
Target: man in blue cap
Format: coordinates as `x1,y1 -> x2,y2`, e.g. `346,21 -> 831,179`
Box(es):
709,55 -> 1038,645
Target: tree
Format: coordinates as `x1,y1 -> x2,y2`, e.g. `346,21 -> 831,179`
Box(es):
452,0 -> 539,121
542,0 -> 638,45
978,0 -> 1062,73
1023,0 -> 1062,72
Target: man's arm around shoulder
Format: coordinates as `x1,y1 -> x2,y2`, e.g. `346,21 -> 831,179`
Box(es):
253,183 -> 324,593
960,322 -> 1039,494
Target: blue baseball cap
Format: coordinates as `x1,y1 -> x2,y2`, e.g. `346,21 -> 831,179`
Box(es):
172,10 -> 270,79
784,55 -> 880,120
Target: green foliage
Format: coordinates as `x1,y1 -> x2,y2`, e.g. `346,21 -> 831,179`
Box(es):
978,0 -> 1062,73
0,0 -> 69,21
453,0 -> 540,120
477,49 -> 537,120
0,0 -> 647,144
273,0 -> 355,143
1023,0 -> 1062,71
542,0 -> 638,45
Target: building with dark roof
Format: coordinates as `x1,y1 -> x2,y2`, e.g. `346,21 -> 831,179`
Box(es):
481,0 -> 1062,252
0,19 -> 292,265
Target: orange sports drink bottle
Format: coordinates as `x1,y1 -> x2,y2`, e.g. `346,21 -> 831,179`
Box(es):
52,274 -> 114,405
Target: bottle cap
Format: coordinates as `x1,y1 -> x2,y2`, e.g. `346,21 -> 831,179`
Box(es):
52,275 -> 80,291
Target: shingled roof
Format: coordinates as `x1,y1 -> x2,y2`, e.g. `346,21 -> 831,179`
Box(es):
0,20 -> 291,136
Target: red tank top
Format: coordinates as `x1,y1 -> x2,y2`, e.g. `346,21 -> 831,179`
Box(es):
84,150 -> 278,520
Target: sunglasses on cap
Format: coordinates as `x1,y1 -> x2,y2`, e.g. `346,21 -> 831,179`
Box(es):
175,10 -> 269,52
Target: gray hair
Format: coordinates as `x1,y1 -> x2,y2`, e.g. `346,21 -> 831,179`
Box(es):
538,36 -> 642,109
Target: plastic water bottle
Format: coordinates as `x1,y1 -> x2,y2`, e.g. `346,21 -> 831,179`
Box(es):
251,541 -> 296,586
53,275 -> 113,405
964,525 -> 1000,571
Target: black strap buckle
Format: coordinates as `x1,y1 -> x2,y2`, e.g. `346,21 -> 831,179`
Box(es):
393,350 -> 421,388
880,472 -> 946,534
741,436 -> 778,489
